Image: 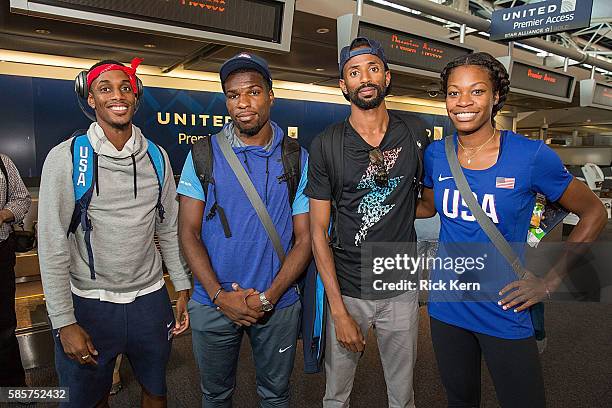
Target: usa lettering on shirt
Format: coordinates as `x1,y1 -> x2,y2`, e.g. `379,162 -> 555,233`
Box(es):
442,189 -> 499,223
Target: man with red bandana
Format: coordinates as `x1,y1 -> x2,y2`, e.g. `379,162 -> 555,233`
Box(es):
38,59 -> 191,408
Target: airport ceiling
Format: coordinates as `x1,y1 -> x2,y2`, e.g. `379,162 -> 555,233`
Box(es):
0,1 -> 554,105
0,0 -> 610,121
0,3 -> 445,100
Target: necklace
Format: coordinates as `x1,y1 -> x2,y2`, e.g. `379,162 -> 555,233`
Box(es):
458,129 -> 497,165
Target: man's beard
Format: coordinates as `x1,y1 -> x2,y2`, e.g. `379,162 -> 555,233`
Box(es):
109,120 -> 131,131
346,82 -> 387,110
96,104 -> 133,131
234,119 -> 266,137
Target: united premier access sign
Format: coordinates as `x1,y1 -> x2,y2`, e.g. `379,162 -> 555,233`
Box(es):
490,0 -> 593,41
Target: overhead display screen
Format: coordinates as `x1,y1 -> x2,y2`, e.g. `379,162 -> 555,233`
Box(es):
28,0 -> 283,42
581,79 -> 612,110
593,83 -> 612,108
358,22 -> 472,75
510,62 -> 574,99
11,0 -> 294,51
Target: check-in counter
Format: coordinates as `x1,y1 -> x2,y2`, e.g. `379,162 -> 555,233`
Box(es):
550,146 -> 612,167
547,147 -> 612,227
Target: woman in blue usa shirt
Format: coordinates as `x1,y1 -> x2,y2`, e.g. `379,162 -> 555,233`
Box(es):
416,52 -> 607,407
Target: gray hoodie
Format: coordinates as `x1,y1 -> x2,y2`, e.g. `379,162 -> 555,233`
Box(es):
38,123 -> 191,329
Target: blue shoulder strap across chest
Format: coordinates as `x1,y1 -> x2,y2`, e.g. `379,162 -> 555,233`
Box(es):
146,140 -> 166,193
67,134 -> 166,280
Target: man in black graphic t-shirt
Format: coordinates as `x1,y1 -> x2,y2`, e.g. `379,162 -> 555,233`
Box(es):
308,115 -> 421,299
306,37 -> 428,408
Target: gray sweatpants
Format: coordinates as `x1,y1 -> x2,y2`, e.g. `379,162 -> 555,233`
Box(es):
323,291 -> 419,408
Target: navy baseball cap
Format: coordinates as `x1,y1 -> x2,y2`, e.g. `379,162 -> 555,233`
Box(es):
339,37 -> 389,78
220,52 -> 273,90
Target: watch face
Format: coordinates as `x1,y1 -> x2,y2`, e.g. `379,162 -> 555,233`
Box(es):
259,293 -> 273,311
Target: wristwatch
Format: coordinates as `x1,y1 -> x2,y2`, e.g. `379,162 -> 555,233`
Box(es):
259,292 -> 274,312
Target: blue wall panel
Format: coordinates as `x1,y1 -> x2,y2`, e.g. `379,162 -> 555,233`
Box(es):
0,74 -> 453,176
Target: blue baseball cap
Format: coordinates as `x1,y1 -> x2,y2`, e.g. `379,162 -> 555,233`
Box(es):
339,37 -> 389,78
220,52 -> 273,90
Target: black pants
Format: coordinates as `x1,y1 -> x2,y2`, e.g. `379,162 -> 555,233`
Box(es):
0,237 -> 26,386
430,317 -> 545,408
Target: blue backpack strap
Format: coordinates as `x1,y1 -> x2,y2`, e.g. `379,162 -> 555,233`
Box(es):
145,139 -> 166,222
300,260 -> 327,374
68,134 -> 97,280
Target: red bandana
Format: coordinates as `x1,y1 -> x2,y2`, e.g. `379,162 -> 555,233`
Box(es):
86,57 -> 144,95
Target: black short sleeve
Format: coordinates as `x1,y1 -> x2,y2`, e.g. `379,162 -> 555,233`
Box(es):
304,133 -> 332,200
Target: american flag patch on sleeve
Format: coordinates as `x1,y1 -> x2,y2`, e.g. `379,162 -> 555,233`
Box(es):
496,177 -> 515,189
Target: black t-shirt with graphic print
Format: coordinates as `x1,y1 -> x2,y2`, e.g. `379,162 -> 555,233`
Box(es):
305,113 -> 425,299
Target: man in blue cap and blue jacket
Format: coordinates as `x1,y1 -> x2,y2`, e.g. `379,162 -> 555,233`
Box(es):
177,53 -> 311,408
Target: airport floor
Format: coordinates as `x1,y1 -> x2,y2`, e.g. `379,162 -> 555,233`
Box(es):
20,302 -> 612,408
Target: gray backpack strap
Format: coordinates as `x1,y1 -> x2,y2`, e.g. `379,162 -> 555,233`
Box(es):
444,135 -> 525,279
215,133 -> 286,263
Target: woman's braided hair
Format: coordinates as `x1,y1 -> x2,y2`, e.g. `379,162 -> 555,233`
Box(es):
440,52 -> 510,124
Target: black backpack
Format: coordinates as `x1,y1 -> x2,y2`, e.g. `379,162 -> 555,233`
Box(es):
191,134 -> 302,238
319,111 -> 430,250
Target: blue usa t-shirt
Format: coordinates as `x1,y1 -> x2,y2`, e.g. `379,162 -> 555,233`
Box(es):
423,131 -> 573,339
177,123 -> 309,310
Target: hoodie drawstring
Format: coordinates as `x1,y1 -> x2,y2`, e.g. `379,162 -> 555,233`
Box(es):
94,153 -> 100,196
242,151 -> 252,173
131,154 -> 137,199
265,156 -> 269,205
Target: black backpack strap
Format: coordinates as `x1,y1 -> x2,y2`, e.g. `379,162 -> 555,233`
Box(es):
390,111 -> 430,197
320,121 -> 346,250
280,136 -> 302,205
192,135 -> 213,203
192,135 -> 231,238
0,155 -> 8,205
